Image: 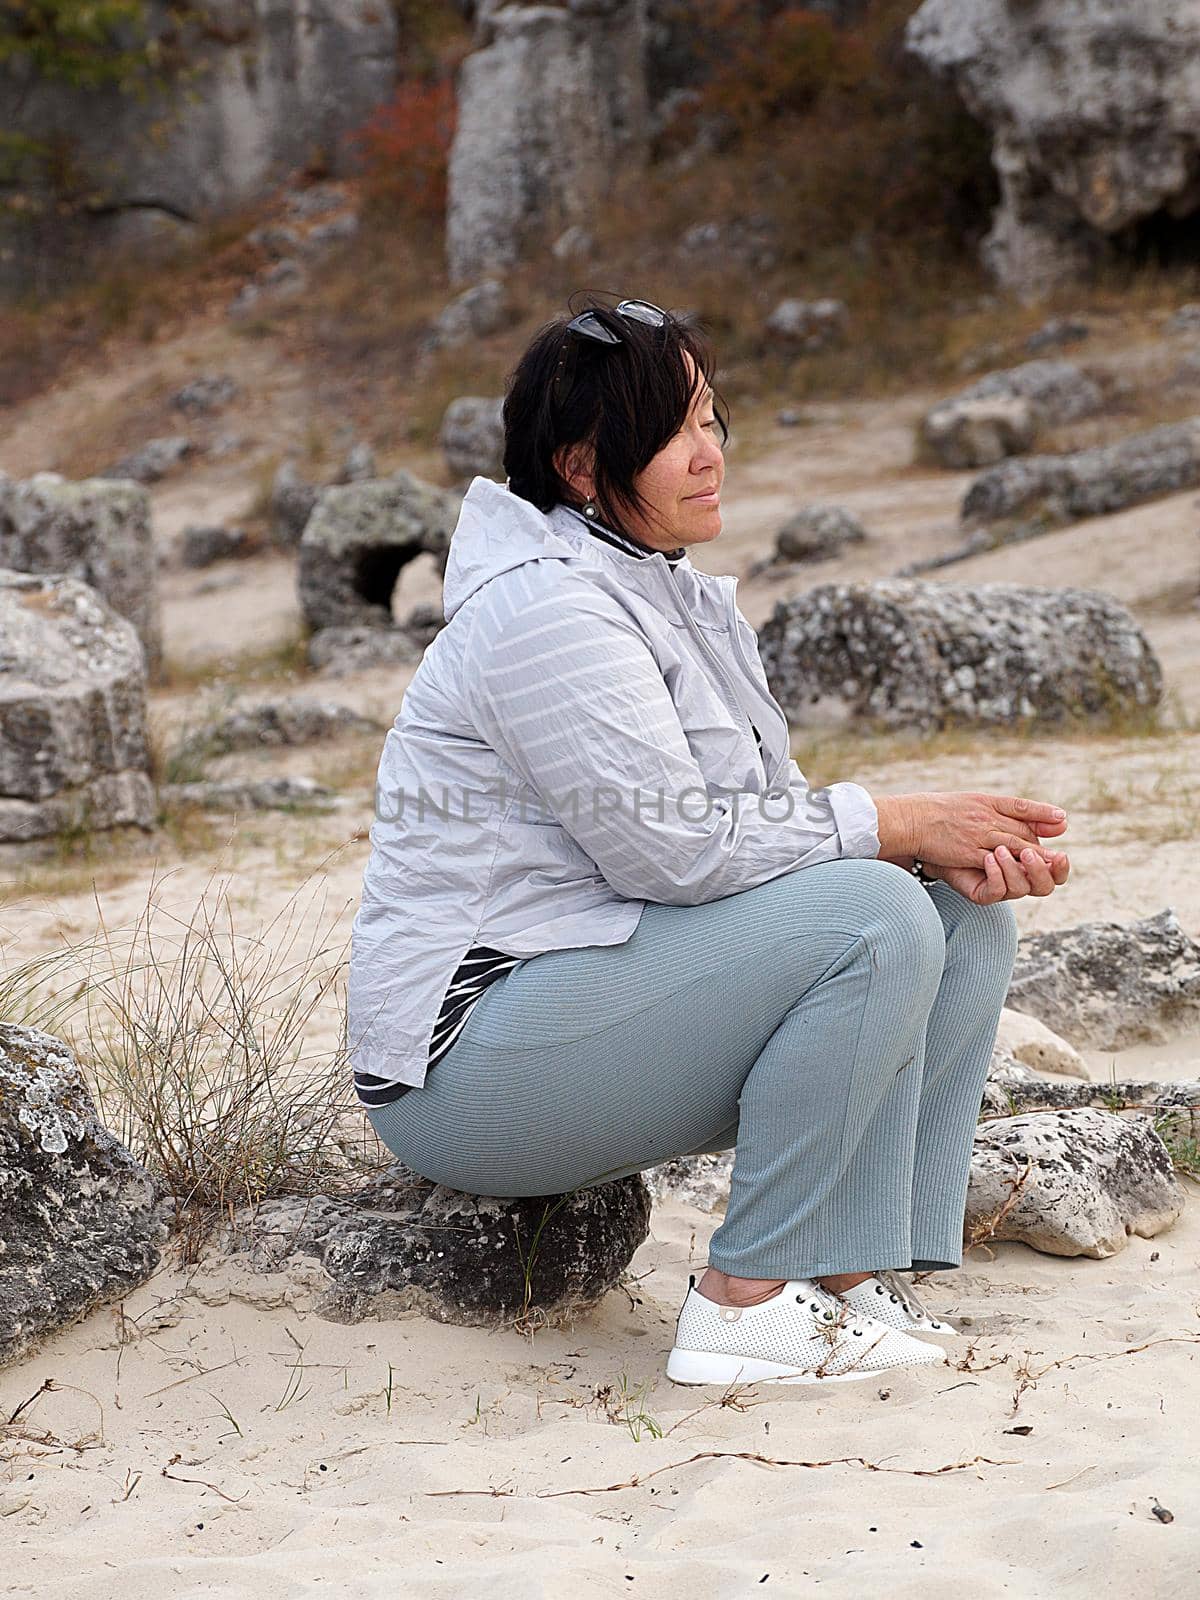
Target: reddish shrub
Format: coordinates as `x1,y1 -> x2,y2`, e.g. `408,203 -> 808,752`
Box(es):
346,77 -> 457,222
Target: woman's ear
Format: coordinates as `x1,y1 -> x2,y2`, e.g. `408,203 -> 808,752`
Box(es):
554,440 -> 596,500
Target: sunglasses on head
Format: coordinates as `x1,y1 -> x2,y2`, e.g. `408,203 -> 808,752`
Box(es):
551,298 -> 670,412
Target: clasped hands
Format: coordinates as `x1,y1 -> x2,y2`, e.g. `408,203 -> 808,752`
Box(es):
873,790 -> 1071,906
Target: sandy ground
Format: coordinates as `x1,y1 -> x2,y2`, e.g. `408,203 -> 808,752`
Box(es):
2,307 -> 1199,1596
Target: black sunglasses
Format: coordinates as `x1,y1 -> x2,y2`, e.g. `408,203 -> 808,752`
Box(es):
551,298 -> 670,411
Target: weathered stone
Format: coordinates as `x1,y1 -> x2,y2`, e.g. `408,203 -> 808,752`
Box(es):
429,279 -> 512,348
447,3 -> 649,284
0,4 -> 398,297
160,776 -> 335,813
0,571 -> 155,842
920,394 -> 1038,469
173,696 -> 382,762
961,418 -> 1200,531
774,504 -> 868,563
765,297 -> 849,351
180,524 -> 250,568
307,625 -> 426,677
440,396 -> 505,482
0,471 -> 162,675
0,1022 -> 174,1369
1006,908 -> 1200,1052
170,373 -> 238,416
966,1108 -> 1184,1258
215,1165 -> 651,1329
982,1067 -> 1200,1138
270,460 -> 321,548
298,473 -> 459,633
99,435 -> 194,484
335,442 -> 377,485
994,1007 -> 1089,1081
906,1 -> 1200,299
757,578 -> 1162,733
920,359 -> 1104,467
1025,317 -> 1090,354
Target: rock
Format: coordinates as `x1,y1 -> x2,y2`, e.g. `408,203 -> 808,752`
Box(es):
246,223 -> 304,259
905,1 -> 1200,299
440,396 -> 505,482
982,1069 -> 1200,1137
270,460 -> 321,548
965,1108 -> 1184,1258
0,470 -> 162,676
429,279 -> 513,348
172,696 -> 382,763
679,216 -> 781,274
1168,303 -> 1200,333
159,776 -> 335,813
551,224 -> 595,260
961,419 -> 1200,533
99,435 -> 194,485
446,3 -> 649,284
757,578 -> 1162,734
215,1165 -> 651,1329
919,359 -> 1104,468
1006,908 -> 1200,1052
307,625 -> 426,676
765,297 -> 849,352
335,442 -> 377,485
994,1007 -> 1089,1081
180,524 -> 250,568
0,571 -> 155,842
170,374 -> 239,416
920,394 -> 1039,469
776,408 -> 809,427
298,472 -> 459,633
305,212 -> 360,251
773,504 -> 868,563
0,1022 -> 174,1369
0,9 -> 397,297
1025,317 -> 1090,354
643,1151 -> 733,1214
398,601 -> 447,652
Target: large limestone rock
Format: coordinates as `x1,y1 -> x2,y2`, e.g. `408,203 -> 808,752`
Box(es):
961,418 -> 1200,535
447,3 -> 650,284
919,358 -> 1104,468
0,571 -> 156,842
0,1 -> 397,295
215,1164 -> 651,1329
0,1023 -> 174,1370
905,1 -> 1200,299
297,472 -> 460,633
756,578 -> 1162,734
0,471 -> 162,679
1006,908 -> 1200,1051
966,1108 -> 1184,1257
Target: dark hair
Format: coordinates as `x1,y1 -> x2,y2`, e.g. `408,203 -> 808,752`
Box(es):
502,291 -> 730,540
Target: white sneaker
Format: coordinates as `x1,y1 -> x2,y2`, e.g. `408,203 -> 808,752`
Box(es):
666,1274 -> 949,1386
836,1270 -> 956,1341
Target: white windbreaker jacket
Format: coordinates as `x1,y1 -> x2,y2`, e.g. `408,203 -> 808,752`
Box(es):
346,475 -> 881,1100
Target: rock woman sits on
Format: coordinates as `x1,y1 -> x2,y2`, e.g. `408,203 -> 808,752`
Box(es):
347,293 -> 1071,1387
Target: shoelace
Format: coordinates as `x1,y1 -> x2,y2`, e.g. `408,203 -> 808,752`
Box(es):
874,1268 -> 939,1325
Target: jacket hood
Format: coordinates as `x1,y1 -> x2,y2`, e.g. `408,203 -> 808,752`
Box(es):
441,477 -> 581,621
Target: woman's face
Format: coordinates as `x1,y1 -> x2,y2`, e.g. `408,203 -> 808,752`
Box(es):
558,349 -> 725,551
623,351 -> 725,551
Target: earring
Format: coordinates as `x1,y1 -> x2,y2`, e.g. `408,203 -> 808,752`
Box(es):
583,497 -> 598,519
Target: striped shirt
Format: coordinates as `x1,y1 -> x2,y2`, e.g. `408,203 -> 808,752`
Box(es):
357,503 -> 760,1110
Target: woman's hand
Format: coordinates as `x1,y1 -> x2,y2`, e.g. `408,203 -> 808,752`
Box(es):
872,790 -> 1071,904
874,789 -> 1069,868
927,845 -> 1070,904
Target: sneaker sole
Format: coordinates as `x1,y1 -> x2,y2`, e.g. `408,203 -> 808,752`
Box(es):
665,1345 -> 946,1386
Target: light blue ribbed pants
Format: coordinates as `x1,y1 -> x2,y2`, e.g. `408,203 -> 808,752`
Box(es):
366,858 -> 1019,1279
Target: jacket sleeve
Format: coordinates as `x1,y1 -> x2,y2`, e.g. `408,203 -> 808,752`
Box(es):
470,582 -> 880,907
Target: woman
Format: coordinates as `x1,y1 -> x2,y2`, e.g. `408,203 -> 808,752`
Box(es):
347,294 -> 1071,1388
